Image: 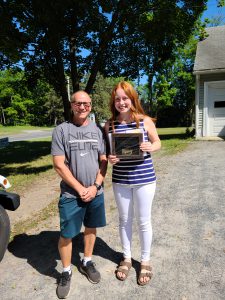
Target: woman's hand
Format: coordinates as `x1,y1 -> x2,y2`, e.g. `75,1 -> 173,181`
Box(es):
108,154 -> 120,165
140,142 -> 154,153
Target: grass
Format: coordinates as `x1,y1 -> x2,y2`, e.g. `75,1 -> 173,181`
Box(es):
0,125 -> 53,136
157,127 -> 193,135
157,127 -> 194,140
159,138 -> 193,156
0,137 -> 53,193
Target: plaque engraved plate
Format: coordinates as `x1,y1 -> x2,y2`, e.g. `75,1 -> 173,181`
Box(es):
111,132 -> 143,159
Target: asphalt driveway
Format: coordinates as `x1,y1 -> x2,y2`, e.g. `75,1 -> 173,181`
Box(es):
1,129 -> 53,142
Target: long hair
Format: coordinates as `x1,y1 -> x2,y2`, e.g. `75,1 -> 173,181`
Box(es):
110,81 -> 145,130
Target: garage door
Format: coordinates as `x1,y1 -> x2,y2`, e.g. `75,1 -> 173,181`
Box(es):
208,85 -> 225,136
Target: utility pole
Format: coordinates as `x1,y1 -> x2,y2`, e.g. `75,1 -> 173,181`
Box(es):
66,76 -> 70,102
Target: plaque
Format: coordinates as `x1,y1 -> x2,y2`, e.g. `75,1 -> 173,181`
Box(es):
111,132 -> 144,159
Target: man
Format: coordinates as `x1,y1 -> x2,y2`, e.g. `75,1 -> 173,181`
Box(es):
51,91 -> 107,299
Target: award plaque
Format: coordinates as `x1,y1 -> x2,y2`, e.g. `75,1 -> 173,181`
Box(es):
111,132 -> 144,159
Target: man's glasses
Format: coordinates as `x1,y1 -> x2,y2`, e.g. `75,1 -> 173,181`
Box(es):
71,101 -> 92,108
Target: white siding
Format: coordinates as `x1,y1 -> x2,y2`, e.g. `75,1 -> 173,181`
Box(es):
198,73 -> 225,136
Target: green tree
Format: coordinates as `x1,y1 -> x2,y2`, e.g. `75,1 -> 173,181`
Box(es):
0,69 -> 63,125
89,75 -> 126,123
0,69 -> 32,125
1,0 -> 207,121
29,80 -> 64,126
148,24 -> 202,127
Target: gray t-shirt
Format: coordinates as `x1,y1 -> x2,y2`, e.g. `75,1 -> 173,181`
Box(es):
51,121 -> 106,197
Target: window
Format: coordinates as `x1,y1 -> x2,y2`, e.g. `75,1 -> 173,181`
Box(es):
214,101 -> 225,108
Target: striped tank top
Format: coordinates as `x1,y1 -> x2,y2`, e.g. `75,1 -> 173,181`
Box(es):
109,120 -> 156,185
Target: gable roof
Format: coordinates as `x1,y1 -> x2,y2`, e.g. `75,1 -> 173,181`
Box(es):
194,25 -> 225,74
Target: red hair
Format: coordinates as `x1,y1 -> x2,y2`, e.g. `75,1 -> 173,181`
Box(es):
110,81 -> 145,130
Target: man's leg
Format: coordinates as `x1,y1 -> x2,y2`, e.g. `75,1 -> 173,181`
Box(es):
84,227 -> 96,257
56,236 -> 73,299
58,236 -> 72,268
80,227 -> 101,283
80,194 -> 106,283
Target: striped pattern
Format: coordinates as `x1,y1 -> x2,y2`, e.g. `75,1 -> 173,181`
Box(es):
109,120 -> 156,185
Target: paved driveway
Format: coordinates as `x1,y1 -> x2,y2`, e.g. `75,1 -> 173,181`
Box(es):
1,129 -> 53,142
0,140 -> 224,299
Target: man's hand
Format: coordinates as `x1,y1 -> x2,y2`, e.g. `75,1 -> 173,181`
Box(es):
79,186 -> 97,202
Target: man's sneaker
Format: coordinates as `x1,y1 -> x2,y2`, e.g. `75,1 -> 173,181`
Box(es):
56,271 -> 72,299
80,260 -> 101,283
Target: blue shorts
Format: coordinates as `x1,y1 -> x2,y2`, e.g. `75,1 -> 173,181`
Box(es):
58,193 -> 106,239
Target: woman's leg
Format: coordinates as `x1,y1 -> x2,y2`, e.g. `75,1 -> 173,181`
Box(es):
112,183 -> 134,259
113,183 -> 133,280
133,182 -> 156,262
133,182 -> 156,284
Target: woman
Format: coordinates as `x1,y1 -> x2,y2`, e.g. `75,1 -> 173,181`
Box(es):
104,81 -> 161,286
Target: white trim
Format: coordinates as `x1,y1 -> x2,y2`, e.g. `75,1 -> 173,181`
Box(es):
203,80 -> 225,137
195,74 -> 200,137
203,82 -> 209,136
193,69 -> 225,75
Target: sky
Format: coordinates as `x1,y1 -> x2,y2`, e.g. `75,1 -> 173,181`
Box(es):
202,0 -> 225,21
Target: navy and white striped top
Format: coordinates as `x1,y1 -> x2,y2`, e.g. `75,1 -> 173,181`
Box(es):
109,120 -> 156,185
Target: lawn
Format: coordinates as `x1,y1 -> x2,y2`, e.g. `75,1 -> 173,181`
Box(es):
157,127 -> 193,135
0,137 -> 53,193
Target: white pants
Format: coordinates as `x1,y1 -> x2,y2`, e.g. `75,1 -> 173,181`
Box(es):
113,182 -> 156,262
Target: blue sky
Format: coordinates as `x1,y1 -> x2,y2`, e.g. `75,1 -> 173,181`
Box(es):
202,0 -> 225,20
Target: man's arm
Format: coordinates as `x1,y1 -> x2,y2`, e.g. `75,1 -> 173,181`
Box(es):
53,155 -> 88,198
81,154 -> 108,202
94,154 -> 108,186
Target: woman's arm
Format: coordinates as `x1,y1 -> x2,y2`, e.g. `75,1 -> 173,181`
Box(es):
140,116 -> 161,153
104,120 -> 120,165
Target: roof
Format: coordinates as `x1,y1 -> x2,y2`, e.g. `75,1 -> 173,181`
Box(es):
194,25 -> 225,73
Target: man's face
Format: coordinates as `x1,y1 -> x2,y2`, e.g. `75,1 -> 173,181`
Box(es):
71,92 -> 92,120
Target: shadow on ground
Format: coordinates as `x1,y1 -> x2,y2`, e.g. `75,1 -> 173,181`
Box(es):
8,231 -> 123,280
1,140 -> 51,163
0,140 -> 52,177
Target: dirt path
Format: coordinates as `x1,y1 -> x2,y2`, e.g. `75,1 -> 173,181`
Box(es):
0,141 -> 225,300
7,172 -> 60,226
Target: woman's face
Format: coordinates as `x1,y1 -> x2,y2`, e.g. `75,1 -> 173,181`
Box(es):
114,88 -> 132,114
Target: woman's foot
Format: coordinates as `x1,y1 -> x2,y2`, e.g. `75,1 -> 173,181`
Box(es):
115,258 -> 132,281
138,261 -> 153,286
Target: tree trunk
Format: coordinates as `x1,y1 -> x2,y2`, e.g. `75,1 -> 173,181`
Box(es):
69,14 -> 80,93
148,74 -> 154,115
0,107 -> 6,125
85,0 -> 126,93
54,47 -> 71,121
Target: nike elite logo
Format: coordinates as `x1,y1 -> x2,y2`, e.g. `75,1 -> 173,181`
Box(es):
80,152 -> 89,157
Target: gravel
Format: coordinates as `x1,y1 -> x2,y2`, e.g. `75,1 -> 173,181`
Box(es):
0,140 -> 225,300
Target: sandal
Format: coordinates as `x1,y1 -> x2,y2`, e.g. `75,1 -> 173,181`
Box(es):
137,265 -> 153,286
115,261 -> 132,281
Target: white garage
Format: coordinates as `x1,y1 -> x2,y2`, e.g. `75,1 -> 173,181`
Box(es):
205,81 -> 225,137
194,25 -> 225,139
